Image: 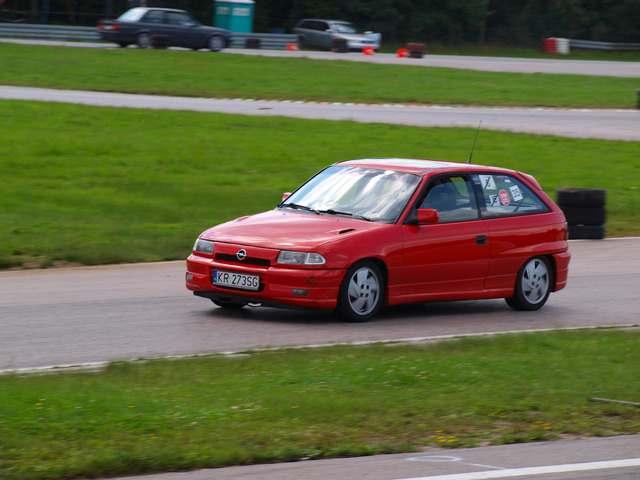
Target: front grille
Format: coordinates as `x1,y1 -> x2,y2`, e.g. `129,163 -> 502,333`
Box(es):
216,253 -> 270,267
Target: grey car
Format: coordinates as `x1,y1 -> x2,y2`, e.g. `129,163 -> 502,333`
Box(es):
293,19 -> 381,51
97,7 -> 231,51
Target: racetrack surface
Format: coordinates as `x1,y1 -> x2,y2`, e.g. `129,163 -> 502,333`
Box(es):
1,238 -> 638,372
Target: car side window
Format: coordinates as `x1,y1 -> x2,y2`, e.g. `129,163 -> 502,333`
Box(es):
471,173 -> 551,218
167,12 -> 190,25
143,10 -> 164,24
420,175 -> 479,223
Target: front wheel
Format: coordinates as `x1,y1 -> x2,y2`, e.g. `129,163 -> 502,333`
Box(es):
505,256 -> 552,311
207,35 -> 226,52
335,260 -> 384,322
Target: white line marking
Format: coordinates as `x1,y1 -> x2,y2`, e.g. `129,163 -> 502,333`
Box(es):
407,456 -> 505,471
393,458 -> 640,480
2,324 -> 639,375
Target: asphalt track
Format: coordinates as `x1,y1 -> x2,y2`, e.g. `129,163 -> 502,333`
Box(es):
1,238 -> 639,373
103,435 -> 640,480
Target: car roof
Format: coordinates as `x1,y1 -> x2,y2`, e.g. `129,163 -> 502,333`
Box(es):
126,7 -> 188,15
299,19 -> 353,24
337,158 -> 516,175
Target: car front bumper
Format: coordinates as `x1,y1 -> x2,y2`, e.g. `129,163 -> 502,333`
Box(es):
186,253 -> 345,310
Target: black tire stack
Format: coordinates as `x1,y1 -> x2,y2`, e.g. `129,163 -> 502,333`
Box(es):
556,188 -> 606,239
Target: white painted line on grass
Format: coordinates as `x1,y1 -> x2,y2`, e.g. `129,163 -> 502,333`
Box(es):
393,458 -> 640,480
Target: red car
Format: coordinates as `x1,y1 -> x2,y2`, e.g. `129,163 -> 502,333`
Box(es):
186,158 -> 570,321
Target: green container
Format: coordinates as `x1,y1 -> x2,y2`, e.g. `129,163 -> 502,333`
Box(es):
214,0 -> 255,33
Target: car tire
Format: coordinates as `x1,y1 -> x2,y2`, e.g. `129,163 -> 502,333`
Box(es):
335,260 -> 384,322
211,298 -> 246,309
560,205 -> 606,226
207,35 -> 226,52
505,256 -> 552,311
117,41 -> 130,48
568,224 -> 606,240
136,33 -> 152,49
556,188 -> 606,208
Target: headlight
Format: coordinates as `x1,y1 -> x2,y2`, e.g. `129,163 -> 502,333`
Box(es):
276,250 -> 326,265
193,238 -> 214,255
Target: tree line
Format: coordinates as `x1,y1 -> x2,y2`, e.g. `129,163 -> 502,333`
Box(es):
2,0 -> 639,46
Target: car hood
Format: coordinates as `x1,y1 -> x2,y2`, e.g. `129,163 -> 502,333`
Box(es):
201,209 -> 386,250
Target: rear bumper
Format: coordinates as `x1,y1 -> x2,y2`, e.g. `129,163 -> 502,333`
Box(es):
552,250 -> 571,291
186,253 -> 344,310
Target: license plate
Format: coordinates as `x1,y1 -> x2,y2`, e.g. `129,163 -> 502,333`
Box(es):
213,270 -> 260,291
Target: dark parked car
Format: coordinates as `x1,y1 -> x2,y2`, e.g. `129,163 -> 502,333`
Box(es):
97,7 -> 231,51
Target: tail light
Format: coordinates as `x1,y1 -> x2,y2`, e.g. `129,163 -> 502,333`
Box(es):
98,24 -> 121,31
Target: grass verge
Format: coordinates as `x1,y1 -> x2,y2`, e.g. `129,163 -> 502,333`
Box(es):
1,100 -> 638,268
1,329 -> 639,480
0,43 -> 638,108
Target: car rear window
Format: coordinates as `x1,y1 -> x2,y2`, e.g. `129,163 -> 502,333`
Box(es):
472,173 -> 551,218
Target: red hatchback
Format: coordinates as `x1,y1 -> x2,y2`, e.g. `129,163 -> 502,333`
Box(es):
186,159 -> 570,321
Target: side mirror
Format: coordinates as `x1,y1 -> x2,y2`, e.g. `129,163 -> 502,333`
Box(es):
282,192 -> 292,202
417,208 -> 439,224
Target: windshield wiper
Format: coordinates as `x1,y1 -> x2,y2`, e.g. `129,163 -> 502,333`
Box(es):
280,203 -> 320,214
316,209 -> 374,222
316,208 -> 353,216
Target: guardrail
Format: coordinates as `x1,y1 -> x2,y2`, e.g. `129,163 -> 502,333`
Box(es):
228,33 -> 297,50
0,22 -> 99,41
0,23 -> 298,49
569,39 -> 640,51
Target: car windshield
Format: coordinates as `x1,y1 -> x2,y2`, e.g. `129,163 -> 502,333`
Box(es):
280,165 -> 422,223
333,23 -> 358,34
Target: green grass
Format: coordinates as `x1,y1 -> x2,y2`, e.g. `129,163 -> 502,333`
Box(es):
0,43 -> 638,108
1,329 -> 639,480
1,100 -> 638,268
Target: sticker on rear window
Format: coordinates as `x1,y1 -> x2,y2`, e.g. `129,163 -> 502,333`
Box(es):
479,175 -> 496,190
510,185 -> 523,202
499,189 -> 510,205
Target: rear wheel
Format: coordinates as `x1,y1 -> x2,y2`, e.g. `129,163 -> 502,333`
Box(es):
335,260 -> 384,322
136,33 -> 152,49
505,256 -> 552,311
208,35 -> 226,52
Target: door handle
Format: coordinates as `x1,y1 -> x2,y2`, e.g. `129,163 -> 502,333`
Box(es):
476,235 -> 487,245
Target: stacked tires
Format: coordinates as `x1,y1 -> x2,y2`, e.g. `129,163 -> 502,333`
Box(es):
556,188 -> 606,239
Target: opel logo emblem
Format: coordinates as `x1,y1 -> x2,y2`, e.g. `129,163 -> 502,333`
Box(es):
237,249 -> 247,261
